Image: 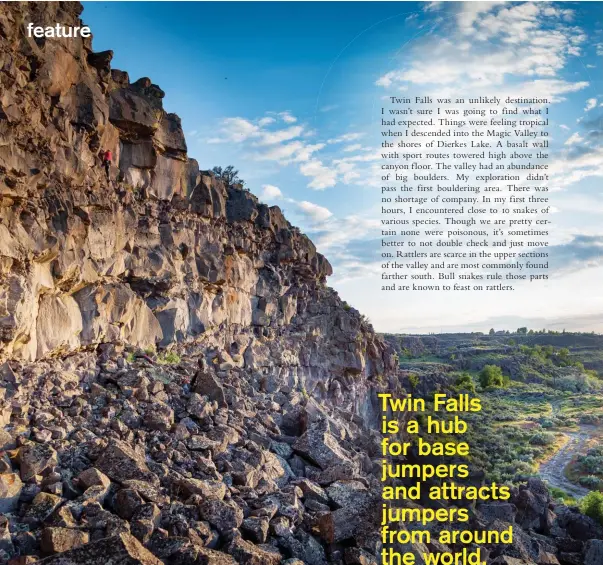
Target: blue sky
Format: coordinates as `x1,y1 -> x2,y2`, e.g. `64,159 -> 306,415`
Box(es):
82,2 -> 603,333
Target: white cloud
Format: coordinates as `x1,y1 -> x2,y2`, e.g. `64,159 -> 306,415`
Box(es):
260,184 -> 282,201
456,1 -> 507,36
343,144 -> 363,153
565,132 -> 584,145
424,2 -> 442,12
207,117 -> 260,144
560,124 -> 570,130
327,132 -> 364,144
299,159 -> 338,190
258,125 -> 304,145
207,116 -> 304,146
376,4 -> 585,93
296,200 -> 332,222
279,112 -> 297,124
585,98 -> 598,112
253,141 -> 325,164
258,116 -> 276,126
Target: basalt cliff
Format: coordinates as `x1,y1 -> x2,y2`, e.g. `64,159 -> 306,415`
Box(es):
1,3 -> 602,565
0,2 -> 394,401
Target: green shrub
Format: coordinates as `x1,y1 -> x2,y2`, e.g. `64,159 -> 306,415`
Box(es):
580,414 -> 601,425
579,455 -> 603,474
588,446 -> 603,457
579,475 -> 602,490
580,491 -> 603,525
549,486 -> 577,505
408,373 -> 420,389
455,373 -> 476,393
479,365 -> 505,388
529,432 -> 556,446
157,351 -> 181,365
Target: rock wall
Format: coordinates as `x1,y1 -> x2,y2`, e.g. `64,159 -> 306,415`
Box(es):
0,2 -> 396,418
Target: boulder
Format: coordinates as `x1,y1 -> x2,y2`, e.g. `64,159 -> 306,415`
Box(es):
478,502 -> 518,524
76,468 -> 111,490
35,295 -> 83,358
584,539 -> 603,565
198,499 -> 243,534
174,477 -> 226,500
195,547 -> 237,564
293,419 -> 352,470
18,443 -> 58,482
227,537 -> 281,565
40,527 -> 89,554
0,473 -> 22,513
109,88 -> 160,135
317,493 -> 377,543
192,370 -> 226,407
33,532 -> 162,564
95,440 -> 158,485
155,113 -> 187,154
23,492 -> 63,524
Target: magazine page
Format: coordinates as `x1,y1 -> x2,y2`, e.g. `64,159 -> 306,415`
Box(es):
0,1 -> 602,564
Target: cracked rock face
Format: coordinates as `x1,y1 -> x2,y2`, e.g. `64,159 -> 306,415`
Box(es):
0,3 -> 394,425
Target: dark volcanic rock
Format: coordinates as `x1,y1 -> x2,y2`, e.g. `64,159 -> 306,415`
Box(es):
33,533 -> 162,564
95,440 -> 159,485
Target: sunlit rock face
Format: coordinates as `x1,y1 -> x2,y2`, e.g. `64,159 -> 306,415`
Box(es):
0,1 -> 395,421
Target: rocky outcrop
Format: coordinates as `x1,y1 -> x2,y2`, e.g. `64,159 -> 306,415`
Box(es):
0,2 -> 400,563
0,2 -> 395,420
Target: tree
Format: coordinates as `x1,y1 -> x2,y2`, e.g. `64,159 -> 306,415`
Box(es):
557,347 -> 571,366
408,373 -> 420,389
489,328 -> 495,336
212,165 -> 245,187
479,365 -> 505,389
455,373 -> 475,393
517,327 -> 527,335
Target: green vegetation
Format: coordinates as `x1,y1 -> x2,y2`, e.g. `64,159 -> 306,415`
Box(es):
566,444 -> 603,492
454,372 -> 476,393
156,351 -> 181,365
529,431 -> 557,446
408,373 -> 420,389
549,486 -> 578,506
384,331 -> 603,498
580,491 -> 603,525
211,165 -> 246,188
479,365 -> 506,389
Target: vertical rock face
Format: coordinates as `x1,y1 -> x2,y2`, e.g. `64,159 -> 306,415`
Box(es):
0,2 -> 395,415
